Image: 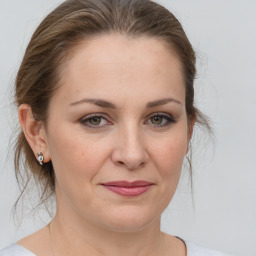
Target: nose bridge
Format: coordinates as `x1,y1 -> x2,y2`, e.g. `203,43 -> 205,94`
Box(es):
123,122 -> 142,151
112,120 -> 149,169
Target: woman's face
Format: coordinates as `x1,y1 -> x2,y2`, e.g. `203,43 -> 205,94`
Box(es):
44,34 -> 192,231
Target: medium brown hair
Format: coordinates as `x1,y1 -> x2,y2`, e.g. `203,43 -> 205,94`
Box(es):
14,0 -> 211,209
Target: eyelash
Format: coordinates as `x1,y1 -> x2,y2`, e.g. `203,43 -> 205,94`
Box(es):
146,112 -> 176,127
80,113 -> 111,128
79,112 -> 176,129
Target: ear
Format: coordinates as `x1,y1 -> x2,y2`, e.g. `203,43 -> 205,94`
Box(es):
186,117 -> 196,154
18,104 -> 51,163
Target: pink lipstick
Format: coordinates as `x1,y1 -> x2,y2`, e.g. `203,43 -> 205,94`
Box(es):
101,180 -> 153,196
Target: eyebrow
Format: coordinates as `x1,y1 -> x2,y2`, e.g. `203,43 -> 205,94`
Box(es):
70,98 -> 182,108
146,98 -> 182,108
70,98 -> 116,108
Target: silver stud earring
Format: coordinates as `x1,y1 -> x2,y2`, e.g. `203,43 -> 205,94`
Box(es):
37,152 -> 44,165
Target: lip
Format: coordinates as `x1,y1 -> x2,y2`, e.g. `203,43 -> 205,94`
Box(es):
101,180 -> 153,197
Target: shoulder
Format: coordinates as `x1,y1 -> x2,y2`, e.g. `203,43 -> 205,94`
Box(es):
0,244 -> 36,256
185,241 -> 236,256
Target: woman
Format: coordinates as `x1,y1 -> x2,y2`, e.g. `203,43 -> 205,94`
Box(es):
0,0 -> 235,255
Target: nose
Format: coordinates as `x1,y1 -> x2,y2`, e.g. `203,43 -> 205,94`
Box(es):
111,124 -> 149,170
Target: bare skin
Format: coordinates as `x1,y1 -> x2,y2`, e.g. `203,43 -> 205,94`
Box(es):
18,226 -> 186,256
18,34 -> 193,256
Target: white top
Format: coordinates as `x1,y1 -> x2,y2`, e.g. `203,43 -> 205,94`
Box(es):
0,241 -> 235,256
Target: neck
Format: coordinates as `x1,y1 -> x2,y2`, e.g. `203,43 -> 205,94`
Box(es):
50,212 -> 168,256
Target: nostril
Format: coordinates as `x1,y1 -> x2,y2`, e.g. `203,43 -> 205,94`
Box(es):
115,160 -> 145,170
117,160 -> 125,166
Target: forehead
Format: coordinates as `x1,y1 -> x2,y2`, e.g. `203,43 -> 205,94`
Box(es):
55,34 -> 185,107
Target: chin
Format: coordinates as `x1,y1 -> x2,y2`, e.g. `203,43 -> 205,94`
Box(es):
97,206 -> 161,233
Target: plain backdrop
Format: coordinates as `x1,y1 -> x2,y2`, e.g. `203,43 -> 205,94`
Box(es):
0,1 -> 255,256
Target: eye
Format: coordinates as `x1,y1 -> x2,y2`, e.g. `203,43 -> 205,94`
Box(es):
80,113 -> 111,128
151,115 -> 164,125
146,113 -> 176,127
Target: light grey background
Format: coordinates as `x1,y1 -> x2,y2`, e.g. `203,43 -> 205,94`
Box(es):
0,1 -> 255,256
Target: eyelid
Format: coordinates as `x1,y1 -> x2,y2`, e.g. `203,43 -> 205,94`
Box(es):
80,112 -> 109,120
147,111 -> 172,117
146,112 -> 175,120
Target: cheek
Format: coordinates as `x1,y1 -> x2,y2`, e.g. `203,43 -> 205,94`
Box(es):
46,126 -> 110,194
141,128 -> 188,215
150,126 -> 188,194
153,130 -> 188,175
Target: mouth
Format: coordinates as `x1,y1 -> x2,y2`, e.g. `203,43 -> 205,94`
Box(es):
101,180 -> 154,197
